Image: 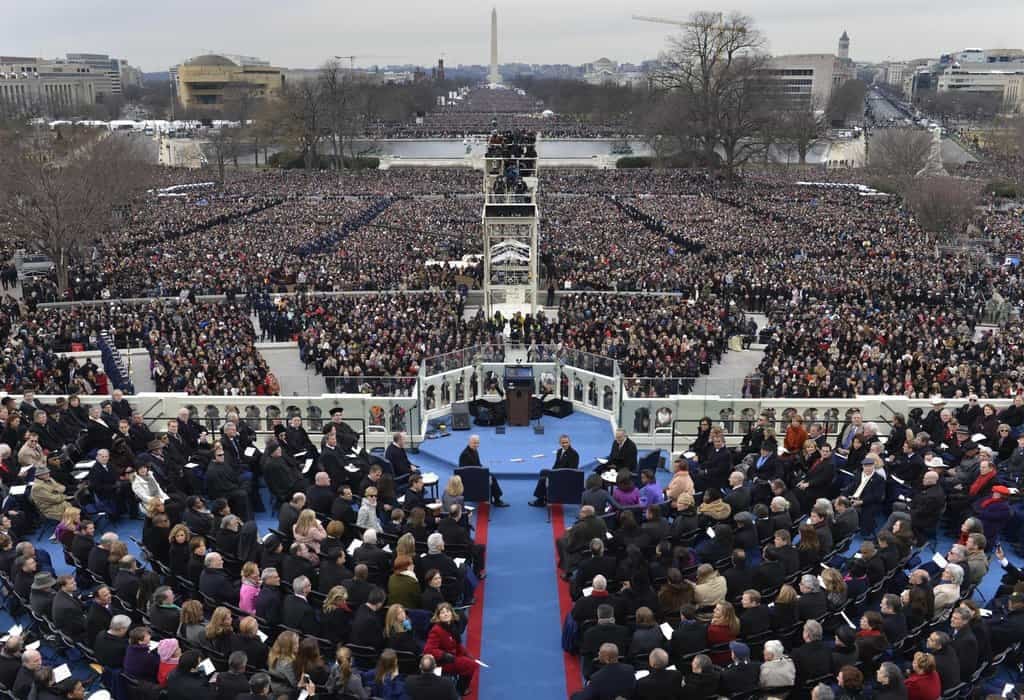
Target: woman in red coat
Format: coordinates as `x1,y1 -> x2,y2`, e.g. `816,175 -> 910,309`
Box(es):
423,603 -> 475,695
705,601 -> 740,665
904,652 -> 941,700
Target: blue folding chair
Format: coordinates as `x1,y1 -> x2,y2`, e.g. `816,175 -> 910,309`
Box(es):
454,466 -> 491,504
546,469 -> 585,523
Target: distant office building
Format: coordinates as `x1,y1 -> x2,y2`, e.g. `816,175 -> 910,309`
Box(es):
176,54 -> 283,110
0,57 -> 102,116
762,51 -> 855,106
65,53 -> 140,97
935,47 -> 1024,112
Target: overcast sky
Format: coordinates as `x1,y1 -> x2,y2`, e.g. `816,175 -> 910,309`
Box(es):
5,0 -> 1022,72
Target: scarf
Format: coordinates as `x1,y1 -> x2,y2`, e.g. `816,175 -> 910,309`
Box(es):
856,629 -> 882,639
968,469 -> 997,497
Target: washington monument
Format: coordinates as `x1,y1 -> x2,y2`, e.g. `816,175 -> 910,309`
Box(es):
488,7 -> 501,84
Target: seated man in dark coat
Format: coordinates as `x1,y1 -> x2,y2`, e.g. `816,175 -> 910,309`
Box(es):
93,614 -> 131,668
147,587 -> 180,636
253,568 -> 284,627
277,493 -> 304,536
579,605 -> 632,680
305,472 -> 335,515
669,605 -> 708,669
404,655 -> 459,700
719,642 -> 761,696
603,430 -> 638,473
455,434 -> 508,507
198,553 -> 240,606
229,617 -> 269,671
214,651 -> 250,700
281,576 -> 318,635
682,654 -> 721,700
349,588 -> 387,651
50,575 -> 86,641
262,441 -> 308,504
384,432 -> 417,478
341,566 -> 373,608
739,590 -> 772,638
111,557 -> 141,608
531,434 -> 581,507
204,448 -> 251,521
572,643 -> 636,700
637,648 -> 684,700
796,575 -> 828,621
790,620 -> 832,687
0,638 -> 23,690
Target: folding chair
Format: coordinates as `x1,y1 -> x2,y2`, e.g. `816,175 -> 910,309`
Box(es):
546,469 -> 584,523
454,467 -> 491,504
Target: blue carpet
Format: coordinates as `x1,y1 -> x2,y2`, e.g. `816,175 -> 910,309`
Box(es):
476,478 -> 568,699
418,413 -> 614,477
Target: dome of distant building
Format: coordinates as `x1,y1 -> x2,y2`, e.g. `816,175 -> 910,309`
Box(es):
186,54 -> 236,67
541,109 -> 555,117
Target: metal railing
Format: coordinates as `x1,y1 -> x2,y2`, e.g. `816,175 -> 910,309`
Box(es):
322,376 -> 418,397
623,376 -> 755,399
668,412 -> 897,455
421,344 -> 506,377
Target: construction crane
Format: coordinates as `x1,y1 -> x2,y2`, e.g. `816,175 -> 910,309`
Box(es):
632,13 -> 737,31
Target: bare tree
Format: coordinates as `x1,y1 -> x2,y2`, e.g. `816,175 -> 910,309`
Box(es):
0,128 -> 152,293
776,97 -> 830,165
274,79 -> 325,169
651,11 -> 767,177
717,60 -> 771,173
319,60 -> 365,170
637,91 -> 700,163
827,80 -> 867,125
869,128 -> 932,186
200,127 -> 240,182
222,82 -> 262,166
904,177 -> 981,242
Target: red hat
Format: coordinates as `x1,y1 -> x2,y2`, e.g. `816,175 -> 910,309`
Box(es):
992,485 -> 1011,496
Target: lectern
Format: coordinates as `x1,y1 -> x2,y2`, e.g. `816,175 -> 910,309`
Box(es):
504,366 -> 534,427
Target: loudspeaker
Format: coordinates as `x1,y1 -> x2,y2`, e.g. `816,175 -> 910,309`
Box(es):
533,422 -> 545,435
495,425 -> 506,434
451,402 -> 471,431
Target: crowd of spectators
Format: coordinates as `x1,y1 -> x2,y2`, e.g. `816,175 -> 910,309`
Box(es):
142,302 -> 273,396
0,391 -> 485,700
560,410 -> 1024,700
5,165 -> 1024,398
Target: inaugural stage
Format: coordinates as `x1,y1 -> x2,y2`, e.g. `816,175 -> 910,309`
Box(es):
415,412 -> 615,477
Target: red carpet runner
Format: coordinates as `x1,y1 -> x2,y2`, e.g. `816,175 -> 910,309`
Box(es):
550,504 -> 583,696
464,503 -> 489,700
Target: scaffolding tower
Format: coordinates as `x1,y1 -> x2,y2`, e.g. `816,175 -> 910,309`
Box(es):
481,132 -> 540,316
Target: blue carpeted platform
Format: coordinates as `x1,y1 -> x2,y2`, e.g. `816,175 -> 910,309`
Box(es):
417,413 -> 615,477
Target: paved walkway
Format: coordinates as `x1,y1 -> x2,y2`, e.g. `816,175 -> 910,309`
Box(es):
258,343 -> 328,396
702,313 -> 767,396
127,349 -> 156,393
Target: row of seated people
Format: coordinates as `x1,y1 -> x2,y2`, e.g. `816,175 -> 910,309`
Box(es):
0,602 -> 470,700
0,493 -> 486,699
558,435 -> 1024,699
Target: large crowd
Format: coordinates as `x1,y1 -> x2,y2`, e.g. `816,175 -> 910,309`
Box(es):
0,391 -> 490,700
3,163 -> 1024,397
556,407 -> 1024,700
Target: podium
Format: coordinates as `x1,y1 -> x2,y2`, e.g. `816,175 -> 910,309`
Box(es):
504,366 -> 534,427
